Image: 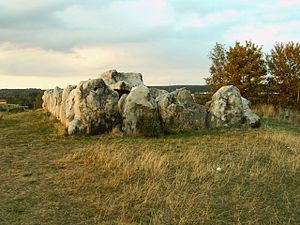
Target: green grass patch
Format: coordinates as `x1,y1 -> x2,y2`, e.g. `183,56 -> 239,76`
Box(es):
261,117 -> 300,134
0,118 -> 18,128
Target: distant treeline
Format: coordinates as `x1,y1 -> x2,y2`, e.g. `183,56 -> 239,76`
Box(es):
149,85 -> 212,93
0,86 -> 212,110
0,89 -> 44,109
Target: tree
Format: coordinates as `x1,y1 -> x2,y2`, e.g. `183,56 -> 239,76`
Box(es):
206,43 -> 228,91
33,91 -> 44,109
267,42 -> 300,108
206,41 -> 267,103
0,89 -> 44,109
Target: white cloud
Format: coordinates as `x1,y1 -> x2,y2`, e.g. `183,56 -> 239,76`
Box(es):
0,74 -> 84,89
0,41 -> 209,88
278,0 -> 300,6
178,10 -> 243,28
0,0 -> 300,88
226,20 -> 300,49
0,42 -> 121,77
55,0 -> 174,30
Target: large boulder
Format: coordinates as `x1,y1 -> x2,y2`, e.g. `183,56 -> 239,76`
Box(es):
207,85 -> 260,128
157,88 -> 207,132
149,88 -> 169,99
242,97 -> 260,128
171,88 -> 194,104
122,85 -> 161,136
42,87 -> 63,119
67,79 -> 120,135
100,69 -> 144,93
59,85 -> 76,127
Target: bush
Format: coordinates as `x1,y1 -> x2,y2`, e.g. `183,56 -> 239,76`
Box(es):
194,93 -> 213,105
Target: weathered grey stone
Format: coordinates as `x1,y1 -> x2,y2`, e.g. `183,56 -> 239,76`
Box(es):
207,85 -> 260,128
171,88 -> 194,104
149,88 -> 168,99
67,119 -> 84,135
207,85 -> 244,128
157,91 -> 207,132
43,78 -> 120,135
59,85 -> 76,128
42,87 -> 63,119
68,78 -> 120,135
100,69 -> 143,92
242,97 -> 261,128
122,85 -> 161,135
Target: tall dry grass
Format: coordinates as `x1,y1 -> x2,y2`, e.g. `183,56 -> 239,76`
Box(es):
58,130 -> 300,224
1,110 -> 299,224
253,104 -> 300,125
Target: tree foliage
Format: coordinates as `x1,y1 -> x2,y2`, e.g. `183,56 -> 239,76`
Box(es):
0,89 -> 44,109
207,41 -> 267,103
267,42 -> 300,107
206,43 -> 228,91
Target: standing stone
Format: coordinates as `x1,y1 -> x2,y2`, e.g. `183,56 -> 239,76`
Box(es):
59,85 -> 76,128
42,87 -> 63,119
207,85 -> 244,128
242,97 -> 261,128
122,85 -> 161,136
171,88 -> 194,104
67,79 -> 120,135
100,69 -> 144,93
157,88 -> 207,132
149,88 -> 169,99
207,85 -> 260,128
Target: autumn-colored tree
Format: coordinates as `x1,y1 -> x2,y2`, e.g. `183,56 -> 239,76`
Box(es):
206,41 -> 267,103
267,42 -> 300,108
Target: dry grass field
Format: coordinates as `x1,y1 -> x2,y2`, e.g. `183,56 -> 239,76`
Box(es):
0,110 -> 299,224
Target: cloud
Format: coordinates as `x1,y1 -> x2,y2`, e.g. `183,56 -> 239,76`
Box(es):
0,0 -> 177,51
0,42 -> 121,77
0,0 -> 300,88
0,1 -> 65,28
226,20 -> 300,49
0,0 -> 249,50
0,41 -> 210,88
183,10 -> 243,28
278,0 -> 300,6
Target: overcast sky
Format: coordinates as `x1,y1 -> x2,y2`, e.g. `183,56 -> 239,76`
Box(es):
0,0 -> 300,88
